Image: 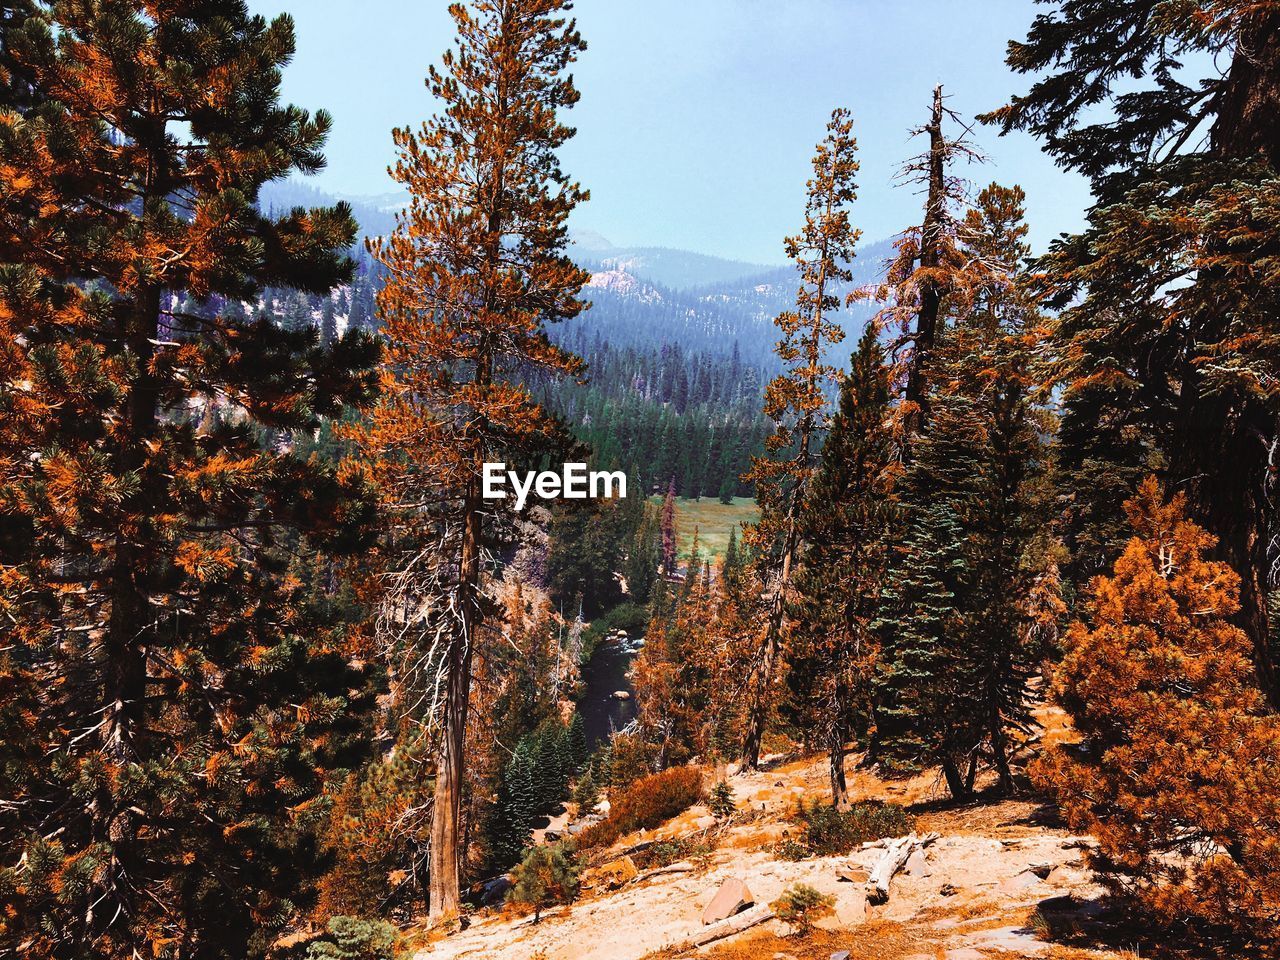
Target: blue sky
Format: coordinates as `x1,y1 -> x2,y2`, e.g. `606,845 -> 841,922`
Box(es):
250,0 -> 1093,263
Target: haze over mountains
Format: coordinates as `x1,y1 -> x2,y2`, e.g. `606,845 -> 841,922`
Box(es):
260,180 -> 889,367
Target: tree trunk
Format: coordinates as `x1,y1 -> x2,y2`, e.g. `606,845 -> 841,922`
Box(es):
940,755 -> 968,800
1188,13 -> 1280,709
429,471 -> 481,918
738,593 -> 781,771
828,728 -> 848,808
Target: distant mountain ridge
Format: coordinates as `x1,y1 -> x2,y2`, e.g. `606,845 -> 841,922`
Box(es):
259,180 -> 893,366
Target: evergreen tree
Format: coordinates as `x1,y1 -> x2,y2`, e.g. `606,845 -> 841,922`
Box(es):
741,108 -> 859,770
874,184 -> 1056,799
660,478 -> 679,576
1038,479 -> 1280,938
0,5 -> 378,957
787,325 -> 898,806
566,712 -> 590,773
874,86 -> 979,440
353,0 -> 589,916
987,0 -> 1280,705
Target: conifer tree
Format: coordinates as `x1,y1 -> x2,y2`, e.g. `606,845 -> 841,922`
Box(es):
874,184 -> 1055,798
660,478 -> 679,576
787,325 -> 898,805
739,109 -> 859,770
1038,478 -> 1280,938
987,0 -> 1280,705
353,0 -> 589,916
874,86 -> 980,440
0,5 -> 378,956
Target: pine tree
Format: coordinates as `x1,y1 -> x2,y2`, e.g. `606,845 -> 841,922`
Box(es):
986,0 -> 1280,706
787,325 -> 898,806
1037,478 -> 1280,938
352,0 -> 589,917
874,184 -> 1056,799
0,6 -> 378,957
660,478 -> 679,576
874,86 -> 980,439
741,108 -> 859,770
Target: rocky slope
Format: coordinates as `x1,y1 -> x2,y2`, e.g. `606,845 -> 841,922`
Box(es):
411,708 -> 1136,960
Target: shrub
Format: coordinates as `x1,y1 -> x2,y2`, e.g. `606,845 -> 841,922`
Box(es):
708,780 -> 736,820
1036,480 -> 1280,940
783,798 -> 914,858
770,883 -> 835,937
507,842 -> 581,922
305,916 -> 399,960
576,765 -> 704,849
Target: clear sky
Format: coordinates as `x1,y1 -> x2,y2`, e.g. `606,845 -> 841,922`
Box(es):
249,0 -> 1093,263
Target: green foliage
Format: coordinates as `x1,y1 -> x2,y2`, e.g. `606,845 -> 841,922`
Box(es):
782,799 -> 915,859
788,325 -> 897,801
770,883 -> 835,937
708,780 -> 737,820
316,744 -> 432,920
572,770 -> 601,814
507,843 -> 581,922
873,185 -> 1055,799
305,916 -> 399,960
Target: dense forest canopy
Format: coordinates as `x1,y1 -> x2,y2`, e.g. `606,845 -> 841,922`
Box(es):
2,1 -> 1279,958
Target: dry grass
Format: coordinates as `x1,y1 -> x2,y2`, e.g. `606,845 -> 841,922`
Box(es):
640,920 -> 926,960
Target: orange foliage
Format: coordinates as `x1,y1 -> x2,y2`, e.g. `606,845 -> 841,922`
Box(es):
1036,478 -> 1280,939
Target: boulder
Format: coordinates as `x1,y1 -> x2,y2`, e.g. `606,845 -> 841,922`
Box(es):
834,892 -> 867,926
904,848 -> 930,878
837,865 -> 869,884
998,870 -> 1050,897
702,877 -> 754,925
831,952 -> 852,960
1028,862 -> 1053,879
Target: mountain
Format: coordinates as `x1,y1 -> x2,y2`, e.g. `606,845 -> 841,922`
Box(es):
257,181 -> 893,367
570,233 -> 782,292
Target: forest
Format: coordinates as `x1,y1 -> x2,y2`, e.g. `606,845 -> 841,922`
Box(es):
1,2 -> 1279,960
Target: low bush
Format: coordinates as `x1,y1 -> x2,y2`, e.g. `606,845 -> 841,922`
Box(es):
576,765 -> 704,849
781,798 -> 914,859
305,916 -> 400,960
507,842 -> 581,922
770,883 -> 835,937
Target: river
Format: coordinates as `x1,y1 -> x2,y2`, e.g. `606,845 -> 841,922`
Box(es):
578,636 -> 641,750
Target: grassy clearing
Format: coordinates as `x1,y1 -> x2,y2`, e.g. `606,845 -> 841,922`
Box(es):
650,496 -> 759,561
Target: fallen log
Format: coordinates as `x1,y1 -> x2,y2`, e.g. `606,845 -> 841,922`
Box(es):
865,832 -> 938,904
686,903 -> 774,948
633,861 -> 695,884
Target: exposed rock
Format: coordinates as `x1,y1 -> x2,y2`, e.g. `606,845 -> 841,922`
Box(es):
837,864 -> 869,884
904,848 -> 930,878
702,877 -> 754,925
998,869 -> 1050,897
1027,862 -> 1053,879
831,952 -> 851,960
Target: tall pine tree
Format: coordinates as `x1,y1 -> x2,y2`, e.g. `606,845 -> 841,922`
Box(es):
353,0 -> 589,917
0,4 -> 378,957
740,108 -> 859,770
986,0 -> 1280,706
787,326 -> 898,806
